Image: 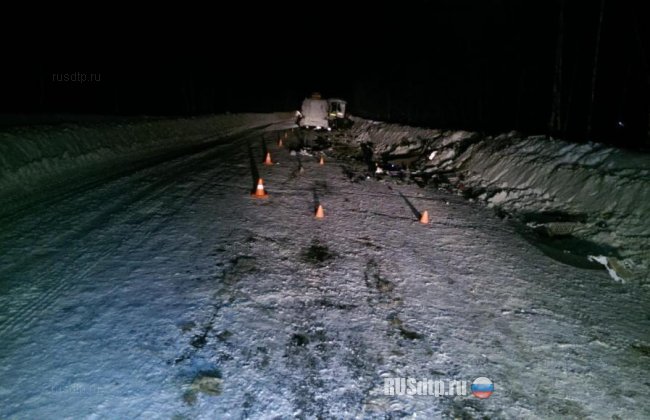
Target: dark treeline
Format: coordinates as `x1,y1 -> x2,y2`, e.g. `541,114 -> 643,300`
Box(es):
349,1 -> 648,149
2,1 -> 648,149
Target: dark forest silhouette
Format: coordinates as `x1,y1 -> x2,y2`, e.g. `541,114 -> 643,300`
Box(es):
2,1 -> 648,149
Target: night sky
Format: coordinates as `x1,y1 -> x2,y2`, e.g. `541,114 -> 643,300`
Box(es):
3,1 -> 648,148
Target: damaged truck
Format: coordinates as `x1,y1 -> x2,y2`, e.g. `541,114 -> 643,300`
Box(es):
297,93 -> 352,130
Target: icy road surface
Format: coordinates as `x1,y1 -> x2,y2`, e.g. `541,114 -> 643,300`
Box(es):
1,124 -> 649,419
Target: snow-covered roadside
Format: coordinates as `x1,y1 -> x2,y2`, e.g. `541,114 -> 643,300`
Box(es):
0,113 -> 294,213
341,117 -> 650,284
0,116 -> 648,418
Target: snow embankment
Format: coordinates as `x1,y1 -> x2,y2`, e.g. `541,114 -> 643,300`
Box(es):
345,117 -> 650,284
0,113 -> 295,210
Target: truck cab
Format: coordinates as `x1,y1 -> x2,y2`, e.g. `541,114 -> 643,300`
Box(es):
326,98 -> 351,129
297,93 -> 351,130
298,93 -> 329,130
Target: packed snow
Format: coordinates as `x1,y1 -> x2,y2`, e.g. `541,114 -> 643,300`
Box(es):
0,113 -> 295,215
342,117 -> 650,284
0,113 -> 648,418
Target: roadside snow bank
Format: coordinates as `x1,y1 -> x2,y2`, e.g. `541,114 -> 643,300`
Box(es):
0,113 -> 294,208
344,117 -> 650,283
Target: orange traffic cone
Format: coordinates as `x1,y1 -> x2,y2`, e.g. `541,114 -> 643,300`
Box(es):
419,210 -> 429,224
264,152 -> 273,165
252,178 -> 268,198
315,204 -> 324,219
319,155 -> 325,165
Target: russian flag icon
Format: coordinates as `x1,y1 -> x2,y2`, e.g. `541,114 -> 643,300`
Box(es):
471,377 -> 494,399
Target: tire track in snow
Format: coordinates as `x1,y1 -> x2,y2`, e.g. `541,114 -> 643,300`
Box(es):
0,159 -> 232,339
0,130 -> 253,222
0,257 -> 104,337
0,173 -> 212,339
0,131 -> 259,340
0,130 -> 256,272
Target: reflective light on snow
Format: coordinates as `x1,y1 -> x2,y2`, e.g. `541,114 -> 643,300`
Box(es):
0,114 -> 648,419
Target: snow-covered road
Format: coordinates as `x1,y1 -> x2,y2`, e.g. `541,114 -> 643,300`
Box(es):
1,120 -> 648,419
